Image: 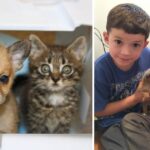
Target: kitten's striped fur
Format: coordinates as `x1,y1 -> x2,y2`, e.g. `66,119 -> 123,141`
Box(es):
23,35 -> 87,133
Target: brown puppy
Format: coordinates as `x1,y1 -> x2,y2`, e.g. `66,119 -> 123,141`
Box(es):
0,40 -> 30,133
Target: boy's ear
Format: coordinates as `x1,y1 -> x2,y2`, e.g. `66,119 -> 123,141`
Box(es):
8,40 -> 31,71
103,32 -> 109,45
144,40 -> 149,47
29,34 -> 48,60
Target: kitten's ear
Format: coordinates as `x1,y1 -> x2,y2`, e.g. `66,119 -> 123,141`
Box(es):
8,39 -> 31,71
66,36 -> 87,61
29,34 -> 48,60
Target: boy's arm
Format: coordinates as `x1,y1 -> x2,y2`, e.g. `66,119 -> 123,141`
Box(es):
95,83 -> 150,117
95,94 -> 139,117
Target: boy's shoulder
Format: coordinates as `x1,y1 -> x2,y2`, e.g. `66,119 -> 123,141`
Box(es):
142,47 -> 150,55
140,47 -> 150,61
95,52 -> 110,66
95,52 -> 113,78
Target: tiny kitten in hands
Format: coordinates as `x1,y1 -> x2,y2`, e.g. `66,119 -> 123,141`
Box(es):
22,34 -> 87,133
140,69 -> 150,91
0,40 -> 30,133
138,69 -> 150,114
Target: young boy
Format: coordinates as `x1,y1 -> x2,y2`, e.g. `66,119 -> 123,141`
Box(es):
95,3 -> 150,150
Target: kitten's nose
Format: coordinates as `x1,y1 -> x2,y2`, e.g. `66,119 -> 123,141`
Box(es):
51,76 -> 60,83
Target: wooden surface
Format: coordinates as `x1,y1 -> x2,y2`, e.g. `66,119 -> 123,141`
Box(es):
0,31 -> 56,45
95,132 -> 101,150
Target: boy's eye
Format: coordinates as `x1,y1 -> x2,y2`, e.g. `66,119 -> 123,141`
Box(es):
114,40 -> 122,45
0,75 -> 9,84
132,43 -> 140,48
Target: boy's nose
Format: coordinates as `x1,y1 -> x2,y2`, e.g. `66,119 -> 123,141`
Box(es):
120,45 -> 131,55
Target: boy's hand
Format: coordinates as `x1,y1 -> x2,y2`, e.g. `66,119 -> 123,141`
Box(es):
135,81 -> 150,103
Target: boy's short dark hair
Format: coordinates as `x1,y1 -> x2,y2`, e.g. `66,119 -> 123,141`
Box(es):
106,3 -> 150,39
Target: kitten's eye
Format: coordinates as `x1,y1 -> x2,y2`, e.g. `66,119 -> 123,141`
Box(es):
62,65 -> 73,75
0,75 -> 9,84
41,64 -> 50,74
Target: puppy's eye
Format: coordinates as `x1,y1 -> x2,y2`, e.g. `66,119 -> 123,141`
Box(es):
0,75 -> 9,84
62,65 -> 73,75
41,64 -> 50,74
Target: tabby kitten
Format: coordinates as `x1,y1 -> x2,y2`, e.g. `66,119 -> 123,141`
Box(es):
23,34 -> 87,133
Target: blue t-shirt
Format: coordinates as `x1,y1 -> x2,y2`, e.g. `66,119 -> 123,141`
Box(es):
95,47 -> 150,128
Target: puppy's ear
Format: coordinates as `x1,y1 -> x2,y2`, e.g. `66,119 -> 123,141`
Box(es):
8,39 -> 31,71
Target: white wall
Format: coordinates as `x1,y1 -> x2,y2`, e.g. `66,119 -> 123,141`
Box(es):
2,134 -> 92,150
94,0 -> 150,59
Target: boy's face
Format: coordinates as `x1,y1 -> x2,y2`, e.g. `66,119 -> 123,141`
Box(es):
103,28 -> 148,71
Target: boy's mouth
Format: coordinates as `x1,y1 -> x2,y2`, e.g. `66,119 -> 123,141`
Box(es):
118,57 -> 131,62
